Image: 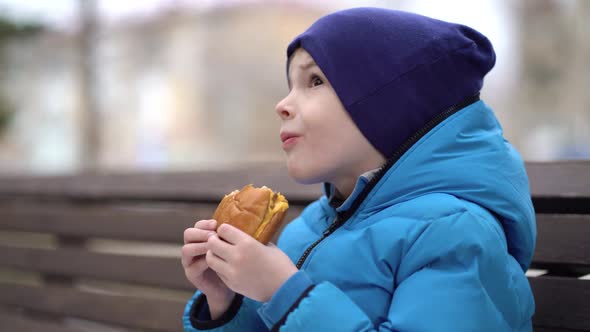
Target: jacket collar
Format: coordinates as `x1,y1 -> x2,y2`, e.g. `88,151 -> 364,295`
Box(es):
323,168 -> 380,213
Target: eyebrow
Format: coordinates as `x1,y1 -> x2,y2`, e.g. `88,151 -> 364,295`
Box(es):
298,60 -> 317,71
287,60 -> 318,89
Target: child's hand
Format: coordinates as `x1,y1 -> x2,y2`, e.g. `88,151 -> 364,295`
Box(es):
182,220 -> 235,318
206,223 -> 298,302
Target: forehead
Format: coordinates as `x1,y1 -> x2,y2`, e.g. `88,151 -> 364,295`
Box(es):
288,48 -> 317,74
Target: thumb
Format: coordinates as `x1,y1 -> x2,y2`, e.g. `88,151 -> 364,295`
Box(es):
217,223 -> 249,245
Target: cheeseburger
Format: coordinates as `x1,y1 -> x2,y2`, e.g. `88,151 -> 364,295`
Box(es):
212,184 -> 289,244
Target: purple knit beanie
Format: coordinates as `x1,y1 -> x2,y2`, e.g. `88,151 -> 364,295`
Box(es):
286,7 -> 496,159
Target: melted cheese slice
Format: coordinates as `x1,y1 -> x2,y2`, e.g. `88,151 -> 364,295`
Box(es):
254,191 -> 289,238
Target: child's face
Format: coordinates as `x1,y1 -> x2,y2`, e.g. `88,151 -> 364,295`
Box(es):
276,48 -> 385,189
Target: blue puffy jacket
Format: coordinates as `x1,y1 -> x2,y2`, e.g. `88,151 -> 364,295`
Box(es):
183,99 -> 536,331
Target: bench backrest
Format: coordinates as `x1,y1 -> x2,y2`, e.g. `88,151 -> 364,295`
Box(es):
0,166 -> 314,331
525,162 -> 590,332
0,161 -> 588,331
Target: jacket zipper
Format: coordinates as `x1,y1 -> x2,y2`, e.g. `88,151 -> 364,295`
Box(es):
295,215 -> 343,268
294,93 -> 481,270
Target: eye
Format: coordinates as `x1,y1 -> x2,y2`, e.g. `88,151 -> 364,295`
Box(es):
310,74 -> 323,87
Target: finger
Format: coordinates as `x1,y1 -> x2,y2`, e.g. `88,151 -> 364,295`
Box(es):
181,251 -> 207,270
216,271 -> 231,289
217,223 -> 250,245
181,242 -> 208,261
184,227 -> 215,244
206,249 -> 230,277
207,235 -> 234,261
193,219 -> 217,230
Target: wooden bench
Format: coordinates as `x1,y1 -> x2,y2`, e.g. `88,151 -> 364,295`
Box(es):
0,161 -> 588,331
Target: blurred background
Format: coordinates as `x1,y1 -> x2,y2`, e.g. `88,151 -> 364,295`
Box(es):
0,2 -> 587,331
0,0 -> 588,175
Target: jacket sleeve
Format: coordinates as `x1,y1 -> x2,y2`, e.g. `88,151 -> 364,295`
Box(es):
182,290 -> 268,331
260,212 -> 534,332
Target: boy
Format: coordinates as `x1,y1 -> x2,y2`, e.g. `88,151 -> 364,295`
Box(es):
181,7 -> 536,331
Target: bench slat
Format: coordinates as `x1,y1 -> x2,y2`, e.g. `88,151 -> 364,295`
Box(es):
0,204 -> 205,243
0,245 -> 193,290
527,161 -> 590,198
530,277 -> 590,331
0,282 -> 184,332
533,214 -> 590,266
0,166 -> 322,202
0,161 -> 587,202
0,203 -> 305,243
0,310 -> 82,332
527,161 -> 590,213
3,207 -> 589,267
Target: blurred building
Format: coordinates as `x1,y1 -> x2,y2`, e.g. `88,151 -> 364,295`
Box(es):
0,0 -> 588,175
515,0 -> 590,160
0,3 -> 323,173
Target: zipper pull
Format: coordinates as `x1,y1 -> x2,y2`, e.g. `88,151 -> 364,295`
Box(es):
323,216 -> 341,236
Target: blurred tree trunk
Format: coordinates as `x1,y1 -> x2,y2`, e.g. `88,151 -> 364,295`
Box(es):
0,18 -> 43,137
575,1 -> 590,148
518,0 -> 568,109
78,0 -> 100,172
515,0 -> 590,158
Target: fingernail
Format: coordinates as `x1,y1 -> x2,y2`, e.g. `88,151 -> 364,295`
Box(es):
207,232 -> 216,238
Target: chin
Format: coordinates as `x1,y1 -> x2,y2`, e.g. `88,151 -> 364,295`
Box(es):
286,159 -> 325,185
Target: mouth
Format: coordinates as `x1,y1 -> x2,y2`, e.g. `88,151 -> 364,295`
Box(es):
280,132 -> 300,143
280,132 -> 301,149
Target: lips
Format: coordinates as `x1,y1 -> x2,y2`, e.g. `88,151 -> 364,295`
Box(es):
280,132 -> 300,143
280,132 -> 301,149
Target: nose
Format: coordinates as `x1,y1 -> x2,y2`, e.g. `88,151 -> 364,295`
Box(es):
275,93 -> 294,120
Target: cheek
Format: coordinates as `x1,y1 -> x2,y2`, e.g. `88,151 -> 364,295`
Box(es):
285,140 -> 329,184
285,127 -> 349,184
284,97 -> 358,184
